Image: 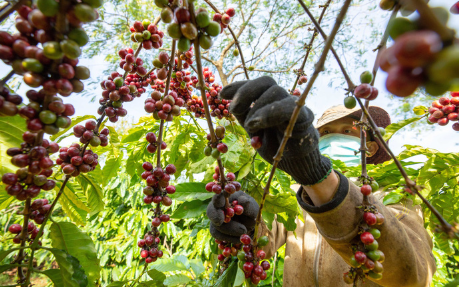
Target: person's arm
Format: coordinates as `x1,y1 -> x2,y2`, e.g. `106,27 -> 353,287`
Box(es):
298,170 -> 436,287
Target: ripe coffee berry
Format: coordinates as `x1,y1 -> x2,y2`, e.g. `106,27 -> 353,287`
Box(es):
360,184 -> 372,196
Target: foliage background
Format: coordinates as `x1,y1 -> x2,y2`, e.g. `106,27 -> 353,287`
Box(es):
1,0 -> 459,286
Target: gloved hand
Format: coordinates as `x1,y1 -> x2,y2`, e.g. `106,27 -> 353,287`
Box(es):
207,191 -> 259,244
220,76 -> 332,186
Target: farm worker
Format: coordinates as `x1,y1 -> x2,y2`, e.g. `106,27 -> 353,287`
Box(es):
206,77 -> 436,287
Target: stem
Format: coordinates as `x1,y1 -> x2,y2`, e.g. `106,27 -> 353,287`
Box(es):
23,176 -> 70,286
155,40 -> 176,168
0,70 -> 15,87
296,0 -> 354,90
405,0 -> 455,42
14,199 -> 30,284
354,97 -> 456,238
202,0 -> 249,80
291,0 -> 331,92
189,2 -> 227,190
130,264 -> 148,287
253,0 -> 353,245
0,0 -> 26,23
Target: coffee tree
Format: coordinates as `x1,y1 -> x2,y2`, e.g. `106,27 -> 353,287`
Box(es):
1,0 -> 459,286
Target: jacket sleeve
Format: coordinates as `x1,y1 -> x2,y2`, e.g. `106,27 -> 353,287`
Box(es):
256,216 -> 288,259
297,170 -> 436,287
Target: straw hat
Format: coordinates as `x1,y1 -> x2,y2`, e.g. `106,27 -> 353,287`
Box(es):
315,105 -> 391,164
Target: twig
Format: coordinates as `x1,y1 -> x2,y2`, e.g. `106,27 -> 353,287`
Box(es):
291,0 -> 331,92
296,0 -> 354,90
0,0 -> 26,23
405,0 -> 455,42
0,70 -> 15,87
189,2 -> 227,203
354,97 -> 457,238
202,0 -> 249,80
252,0 -> 353,245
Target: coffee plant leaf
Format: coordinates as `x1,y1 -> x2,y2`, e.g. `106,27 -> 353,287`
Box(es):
146,267 -> 167,284
189,259 -> 205,277
0,186 -> 15,210
47,247 -> 88,287
213,260 -> 238,287
107,281 -> 130,287
55,180 -> 89,225
277,212 -> 297,231
149,258 -> 188,272
101,156 -> 121,185
274,169 -> 293,194
77,173 -> 105,215
413,105 -> 428,115
171,182 -> 212,202
233,263 -> 245,287
237,162 -> 252,180
383,115 -> 425,141
0,247 -> 23,262
50,115 -> 96,143
163,273 -> 191,286
0,114 -> 26,175
122,126 -> 146,143
42,269 -> 65,286
49,221 -> 101,286
171,199 -> 209,219
190,155 -> 217,173
249,185 -> 299,220
0,264 -> 16,273
383,192 -> 405,205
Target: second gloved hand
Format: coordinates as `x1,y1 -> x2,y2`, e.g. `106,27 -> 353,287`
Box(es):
207,191 -> 259,244
220,76 -> 332,186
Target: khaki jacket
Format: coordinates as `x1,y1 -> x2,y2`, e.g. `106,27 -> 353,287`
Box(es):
259,171 -> 436,287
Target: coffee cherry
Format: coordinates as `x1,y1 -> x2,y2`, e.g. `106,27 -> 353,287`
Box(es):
354,84 -> 372,99
217,254 -> 225,261
240,234 -> 251,245
142,162 -> 153,171
9,224 -> 22,234
243,262 -> 254,272
261,260 -> 270,270
364,212 -> 377,226
256,250 -> 266,260
233,204 -> 243,215
354,251 -> 366,264
251,136 -> 262,149
360,231 -> 374,244
360,184 -> 372,196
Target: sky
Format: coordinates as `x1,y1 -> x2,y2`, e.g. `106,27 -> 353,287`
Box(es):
1,0 -> 458,158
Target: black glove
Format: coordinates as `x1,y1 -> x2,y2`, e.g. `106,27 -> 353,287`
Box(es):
207,191 -> 259,244
220,76 -> 332,186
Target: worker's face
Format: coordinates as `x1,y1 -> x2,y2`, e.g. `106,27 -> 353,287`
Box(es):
317,117 -> 379,157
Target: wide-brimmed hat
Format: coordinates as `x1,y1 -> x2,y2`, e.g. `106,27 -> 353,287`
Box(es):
315,105 -> 391,164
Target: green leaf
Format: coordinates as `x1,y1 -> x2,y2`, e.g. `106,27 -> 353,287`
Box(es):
171,182 -> 213,202
163,274 -> 191,286
122,126 -> 146,143
102,156 -> 121,185
189,259 -> 205,277
0,264 -> 17,273
146,268 -> 166,286
149,258 -> 188,272
106,281 -> 129,287
233,263 -> 245,287
50,115 -> 96,143
213,260 -> 237,287
238,162 -> 252,180
383,115 -> 425,141
55,180 -> 89,225
0,188 -> 15,210
42,269 -> 65,286
47,248 -> 89,287
413,105 -> 427,115
0,114 -> 26,175
171,199 -> 208,219
383,192 -> 405,205
76,173 -> 105,216
49,222 -> 100,287
0,247 -> 23,262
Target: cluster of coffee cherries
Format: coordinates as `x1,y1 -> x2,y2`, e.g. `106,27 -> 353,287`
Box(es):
204,126 -> 228,159
5,138 -> 58,200
118,49 -> 148,77
216,239 -> 241,262
194,7 -> 233,50
56,143 -> 99,177
428,93 -> 459,131
170,69 -> 193,102
359,179 -> 379,196
178,48 -> 194,69
204,77 -> 231,119
145,132 -> 167,154
141,161 -> 176,206
0,88 -> 23,116
8,221 -> 42,246
129,20 -> 164,50
144,90 -> 183,121
345,225 -> 385,283
238,234 -> 270,284
73,121 -> 109,147
205,166 -> 241,197
0,0 -> 94,94
344,71 -> 377,109
297,75 -> 308,86
29,198 -> 51,225
125,73 -> 149,96
152,51 -> 171,81
138,232 -> 164,263
291,88 -> 300,96
98,71 -> 135,123
20,92 -> 74,135
211,8 -> 235,34
379,12 -> 459,97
